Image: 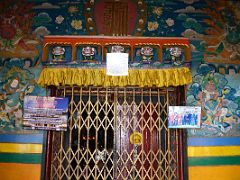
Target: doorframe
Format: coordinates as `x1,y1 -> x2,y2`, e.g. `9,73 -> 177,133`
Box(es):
42,85 -> 189,180
44,85 -> 56,180
177,85 -> 188,180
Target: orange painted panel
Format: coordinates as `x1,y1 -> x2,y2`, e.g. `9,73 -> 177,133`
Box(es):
189,165 -> 240,180
0,163 -> 41,180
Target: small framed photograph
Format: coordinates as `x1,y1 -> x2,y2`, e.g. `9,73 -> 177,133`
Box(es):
168,106 -> 201,128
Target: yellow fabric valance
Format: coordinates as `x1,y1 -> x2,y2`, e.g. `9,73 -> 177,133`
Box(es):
37,67 -> 192,87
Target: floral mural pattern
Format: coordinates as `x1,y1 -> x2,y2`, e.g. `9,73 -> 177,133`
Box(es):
31,1 -> 87,36
0,0 -> 239,136
142,0 -> 240,136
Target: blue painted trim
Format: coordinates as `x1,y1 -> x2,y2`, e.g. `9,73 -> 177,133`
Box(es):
188,137 -> 240,146
0,133 -> 44,144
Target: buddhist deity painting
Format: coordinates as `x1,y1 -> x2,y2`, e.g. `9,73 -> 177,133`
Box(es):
187,63 -> 240,136
0,58 -> 45,131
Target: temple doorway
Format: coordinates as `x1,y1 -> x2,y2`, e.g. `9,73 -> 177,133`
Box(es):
46,86 -> 187,180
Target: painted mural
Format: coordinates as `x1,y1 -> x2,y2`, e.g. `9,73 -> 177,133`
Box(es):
0,0 -> 239,136
187,63 -> 240,136
0,58 -> 45,131
181,0 -> 240,136
0,0 -> 39,58
201,1 -> 240,64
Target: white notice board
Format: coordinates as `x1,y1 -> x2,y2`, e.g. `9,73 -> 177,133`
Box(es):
106,53 -> 128,76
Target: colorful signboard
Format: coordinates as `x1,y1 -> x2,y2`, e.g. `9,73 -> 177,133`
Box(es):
23,96 -> 68,131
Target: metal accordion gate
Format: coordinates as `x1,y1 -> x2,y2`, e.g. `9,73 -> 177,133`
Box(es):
47,86 -> 186,180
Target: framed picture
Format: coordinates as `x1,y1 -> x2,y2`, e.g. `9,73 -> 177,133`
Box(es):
168,106 -> 201,128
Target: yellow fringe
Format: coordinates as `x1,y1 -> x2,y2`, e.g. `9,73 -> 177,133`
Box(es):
37,67 -> 192,87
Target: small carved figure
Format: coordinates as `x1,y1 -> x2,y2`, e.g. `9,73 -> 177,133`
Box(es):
140,46 -> 153,64
52,46 -> 65,61
82,46 -> 95,60
169,47 -> 183,66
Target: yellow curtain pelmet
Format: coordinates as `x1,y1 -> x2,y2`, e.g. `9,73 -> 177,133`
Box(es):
37,67 -> 192,87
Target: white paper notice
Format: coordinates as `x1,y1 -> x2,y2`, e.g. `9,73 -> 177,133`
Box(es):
106,53 -> 128,76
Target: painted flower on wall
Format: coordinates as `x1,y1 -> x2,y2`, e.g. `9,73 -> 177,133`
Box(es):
166,18 -> 174,27
147,21 -> 159,31
71,20 -> 82,30
68,6 -> 78,15
153,7 -> 162,16
55,15 -> 64,24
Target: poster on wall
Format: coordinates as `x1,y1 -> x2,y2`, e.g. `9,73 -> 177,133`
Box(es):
168,106 -> 201,129
106,53 -> 129,76
23,96 -> 69,131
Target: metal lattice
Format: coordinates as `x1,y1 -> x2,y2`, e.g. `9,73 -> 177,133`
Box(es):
50,87 -> 181,180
